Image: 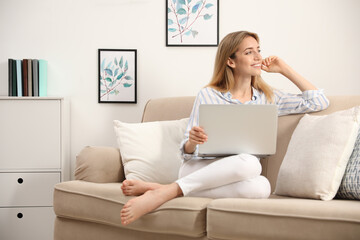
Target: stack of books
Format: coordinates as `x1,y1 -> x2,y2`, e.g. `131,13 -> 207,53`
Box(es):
8,59 -> 47,97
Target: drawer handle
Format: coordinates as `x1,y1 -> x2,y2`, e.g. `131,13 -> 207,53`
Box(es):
17,213 -> 23,219
17,178 -> 23,184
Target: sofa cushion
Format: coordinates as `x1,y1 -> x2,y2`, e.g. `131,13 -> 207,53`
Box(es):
75,146 -> 124,183
207,195 -> 360,240
113,118 -> 188,184
54,181 -> 211,238
55,217 -> 208,240
275,107 -> 360,200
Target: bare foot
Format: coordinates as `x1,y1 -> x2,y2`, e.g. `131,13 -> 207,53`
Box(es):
121,179 -> 162,196
120,183 -> 183,225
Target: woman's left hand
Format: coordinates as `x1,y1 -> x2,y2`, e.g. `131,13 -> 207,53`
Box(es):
261,56 -> 288,74
262,56 -> 318,91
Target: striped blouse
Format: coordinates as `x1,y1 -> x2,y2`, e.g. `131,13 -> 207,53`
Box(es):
181,87 -> 330,159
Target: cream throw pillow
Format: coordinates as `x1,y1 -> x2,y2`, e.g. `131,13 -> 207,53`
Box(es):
275,107 -> 360,200
113,118 -> 188,184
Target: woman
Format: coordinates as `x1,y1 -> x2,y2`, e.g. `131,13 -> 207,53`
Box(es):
120,31 -> 330,225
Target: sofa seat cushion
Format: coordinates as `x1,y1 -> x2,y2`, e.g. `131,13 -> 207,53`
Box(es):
54,180 -> 212,238
207,195 -> 360,240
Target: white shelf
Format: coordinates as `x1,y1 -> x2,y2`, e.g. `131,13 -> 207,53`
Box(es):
0,98 -> 68,240
0,96 -> 63,100
0,207 -> 55,239
0,169 -> 61,173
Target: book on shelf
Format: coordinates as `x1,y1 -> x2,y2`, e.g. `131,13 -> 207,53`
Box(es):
11,60 -> 17,96
39,60 -> 47,97
28,59 -> 33,96
7,58 -> 48,97
22,59 -> 28,96
8,59 -> 13,96
16,60 -> 22,97
32,59 -> 39,97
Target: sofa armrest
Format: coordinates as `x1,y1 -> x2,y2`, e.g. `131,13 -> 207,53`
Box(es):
75,146 -> 125,183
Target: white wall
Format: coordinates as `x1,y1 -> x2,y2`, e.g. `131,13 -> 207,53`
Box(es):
1,0 -> 359,178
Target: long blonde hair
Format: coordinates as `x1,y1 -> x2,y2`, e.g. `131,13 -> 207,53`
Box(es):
207,31 -> 274,102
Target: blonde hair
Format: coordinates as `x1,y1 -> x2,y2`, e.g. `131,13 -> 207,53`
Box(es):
207,31 -> 274,102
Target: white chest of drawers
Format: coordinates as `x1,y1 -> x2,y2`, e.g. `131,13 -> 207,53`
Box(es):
0,97 -> 68,240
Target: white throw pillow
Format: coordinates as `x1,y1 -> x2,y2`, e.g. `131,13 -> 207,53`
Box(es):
113,118 -> 188,184
275,107 -> 360,200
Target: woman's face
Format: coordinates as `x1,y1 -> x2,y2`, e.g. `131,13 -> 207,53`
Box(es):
227,36 -> 262,78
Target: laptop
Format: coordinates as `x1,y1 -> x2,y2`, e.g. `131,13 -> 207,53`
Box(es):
198,104 -> 278,157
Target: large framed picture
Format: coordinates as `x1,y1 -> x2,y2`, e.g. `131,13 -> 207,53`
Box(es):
166,0 -> 219,46
98,49 -> 137,103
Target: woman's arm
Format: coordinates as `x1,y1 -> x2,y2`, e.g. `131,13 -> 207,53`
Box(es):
261,56 -> 317,91
182,88 -> 217,155
184,126 -> 207,154
261,56 -> 329,115
181,90 -> 206,156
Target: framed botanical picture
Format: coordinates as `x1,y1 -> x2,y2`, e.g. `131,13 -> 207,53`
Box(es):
98,49 -> 137,103
166,0 -> 219,46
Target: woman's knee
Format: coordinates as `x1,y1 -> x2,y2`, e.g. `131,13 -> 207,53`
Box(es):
251,176 -> 271,199
235,176 -> 271,199
242,153 -> 262,172
229,154 -> 262,179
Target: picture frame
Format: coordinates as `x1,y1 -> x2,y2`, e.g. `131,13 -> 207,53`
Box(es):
166,0 -> 219,47
98,49 -> 137,103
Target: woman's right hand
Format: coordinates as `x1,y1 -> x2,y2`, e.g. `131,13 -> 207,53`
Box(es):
184,126 -> 208,154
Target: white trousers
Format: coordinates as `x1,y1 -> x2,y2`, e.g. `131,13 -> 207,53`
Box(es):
175,154 -> 271,199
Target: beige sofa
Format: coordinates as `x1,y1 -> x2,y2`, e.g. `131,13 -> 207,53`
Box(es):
54,96 -> 360,240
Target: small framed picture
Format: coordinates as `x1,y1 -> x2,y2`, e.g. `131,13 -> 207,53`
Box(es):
98,49 -> 137,103
166,0 -> 219,47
